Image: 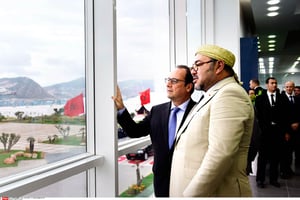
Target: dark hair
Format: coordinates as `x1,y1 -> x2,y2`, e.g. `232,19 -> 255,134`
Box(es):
176,65 -> 194,94
251,78 -> 260,85
208,59 -> 234,77
265,77 -> 276,84
223,65 -> 235,76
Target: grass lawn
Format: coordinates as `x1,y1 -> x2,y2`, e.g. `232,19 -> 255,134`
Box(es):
0,150 -> 44,168
119,173 -> 153,197
42,135 -> 85,146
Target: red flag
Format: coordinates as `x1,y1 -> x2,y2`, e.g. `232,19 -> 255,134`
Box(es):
139,88 -> 150,105
64,93 -> 84,117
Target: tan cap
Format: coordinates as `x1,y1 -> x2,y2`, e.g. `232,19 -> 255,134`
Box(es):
195,44 -> 235,67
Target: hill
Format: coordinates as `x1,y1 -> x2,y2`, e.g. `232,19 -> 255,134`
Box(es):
0,77 -> 154,107
44,77 -> 85,99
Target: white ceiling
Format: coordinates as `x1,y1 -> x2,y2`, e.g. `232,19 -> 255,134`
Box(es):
241,0 -> 300,84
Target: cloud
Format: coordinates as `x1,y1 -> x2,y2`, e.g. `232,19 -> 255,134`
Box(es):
0,0 -> 170,88
116,0 -> 169,82
0,0 -> 84,87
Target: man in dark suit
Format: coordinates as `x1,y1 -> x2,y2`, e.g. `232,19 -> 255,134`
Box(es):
112,65 -> 196,197
280,81 -> 300,177
255,77 -> 289,188
249,78 -> 265,96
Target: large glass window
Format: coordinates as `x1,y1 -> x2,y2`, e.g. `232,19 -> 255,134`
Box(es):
116,0 -> 169,196
187,0 -> 204,101
0,0 -> 86,179
187,0 -> 201,65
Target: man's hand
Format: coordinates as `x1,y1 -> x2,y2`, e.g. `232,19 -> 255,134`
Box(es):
111,85 -> 125,110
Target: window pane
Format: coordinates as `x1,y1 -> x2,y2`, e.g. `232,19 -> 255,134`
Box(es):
24,172 -> 87,197
187,0 -> 204,101
116,0 -> 170,113
187,0 -> 201,66
116,0 -> 169,196
0,0 -> 86,178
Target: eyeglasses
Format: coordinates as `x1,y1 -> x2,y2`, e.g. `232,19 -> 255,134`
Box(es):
164,77 -> 185,84
191,60 -> 215,72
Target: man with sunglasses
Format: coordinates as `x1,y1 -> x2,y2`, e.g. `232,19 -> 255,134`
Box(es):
170,44 -> 254,197
112,65 -> 196,197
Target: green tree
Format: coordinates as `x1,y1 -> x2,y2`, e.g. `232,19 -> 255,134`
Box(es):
27,136 -> 36,153
55,125 -> 70,139
0,133 -> 21,152
15,111 -> 24,120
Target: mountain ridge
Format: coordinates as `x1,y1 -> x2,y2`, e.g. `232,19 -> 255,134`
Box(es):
0,77 -> 84,106
0,77 -> 153,107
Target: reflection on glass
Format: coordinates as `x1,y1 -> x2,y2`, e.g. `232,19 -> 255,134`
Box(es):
0,0 -> 86,178
116,0 -> 169,196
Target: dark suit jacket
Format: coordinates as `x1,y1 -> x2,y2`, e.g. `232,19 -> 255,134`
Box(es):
117,99 -> 196,197
254,86 -> 265,96
281,93 -> 300,127
255,91 -> 289,148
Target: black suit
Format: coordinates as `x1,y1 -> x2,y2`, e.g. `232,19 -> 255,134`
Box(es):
293,95 -> 300,166
117,99 -> 196,197
254,86 -> 265,96
281,93 -> 300,174
255,91 -> 289,184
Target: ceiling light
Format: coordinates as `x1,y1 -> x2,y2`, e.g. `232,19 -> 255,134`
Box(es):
267,12 -> 279,17
269,57 -> 274,61
269,48 -> 275,51
268,40 -> 276,43
268,35 -> 276,38
268,6 -> 280,11
268,44 -> 275,47
297,57 -> 300,61
267,0 -> 280,5
260,69 -> 266,73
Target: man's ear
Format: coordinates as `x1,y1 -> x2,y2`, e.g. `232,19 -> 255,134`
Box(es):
186,82 -> 193,93
215,60 -> 225,74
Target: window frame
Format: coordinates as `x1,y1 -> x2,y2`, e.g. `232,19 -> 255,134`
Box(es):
0,0 -> 199,197
0,0 -> 104,196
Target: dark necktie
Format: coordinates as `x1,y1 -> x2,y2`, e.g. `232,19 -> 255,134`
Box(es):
290,95 -> 294,104
198,94 -> 204,103
271,94 -> 275,106
168,107 -> 180,149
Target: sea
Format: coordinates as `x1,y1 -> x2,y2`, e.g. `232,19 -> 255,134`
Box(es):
0,92 -> 171,119
0,104 -> 65,118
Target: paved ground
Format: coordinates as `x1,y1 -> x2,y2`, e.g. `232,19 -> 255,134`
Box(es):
0,122 -> 85,177
118,155 -> 153,193
1,122 -> 154,197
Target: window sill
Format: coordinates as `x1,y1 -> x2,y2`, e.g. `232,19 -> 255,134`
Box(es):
0,153 -> 103,196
